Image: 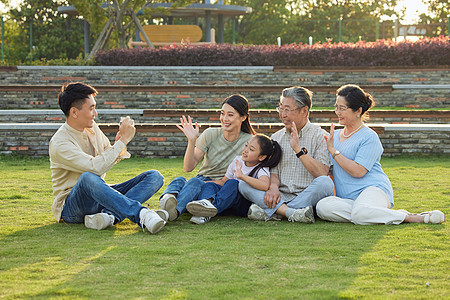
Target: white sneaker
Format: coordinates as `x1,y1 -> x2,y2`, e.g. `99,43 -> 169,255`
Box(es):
84,213 -> 115,230
420,210 -> 445,224
287,206 -> 315,224
248,204 -> 266,221
247,204 -> 282,222
140,209 -> 166,234
160,194 -> 178,221
190,216 -> 211,225
155,209 -> 169,222
186,199 -> 218,217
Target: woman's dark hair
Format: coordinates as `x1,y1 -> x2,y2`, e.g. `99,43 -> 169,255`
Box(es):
248,134 -> 282,178
58,82 -> 97,117
222,94 -> 255,135
336,84 -> 374,121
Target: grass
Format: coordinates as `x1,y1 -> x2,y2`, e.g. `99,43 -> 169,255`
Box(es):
0,155 -> 449,299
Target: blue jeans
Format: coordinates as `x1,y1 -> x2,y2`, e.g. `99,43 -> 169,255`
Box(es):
61,170 -> 164,226
239,175 -> 334,218
199,179 -> 252,217
161,175 -> 211,217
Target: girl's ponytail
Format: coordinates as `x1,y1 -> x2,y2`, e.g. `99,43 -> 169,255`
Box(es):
262,140 -> 282,169
248,135 -> 282,178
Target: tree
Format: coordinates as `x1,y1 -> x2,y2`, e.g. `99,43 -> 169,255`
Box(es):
224,0 -> 296,44
67,0 -> 197,58
419,0 -> 449,36
1,0 -> 85,62
296,0 -> 399,43
224,0 -> 400,44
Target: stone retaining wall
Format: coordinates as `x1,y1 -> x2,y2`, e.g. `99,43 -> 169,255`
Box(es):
1,67 -> 448,159
1,66 -> 448,85
1,109 -> 449,124
0,66 -> 449,109
1,85 -> 448,109
1,123 -> 448,158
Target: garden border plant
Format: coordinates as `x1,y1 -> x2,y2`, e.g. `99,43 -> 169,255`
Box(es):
94,36 -> 450,67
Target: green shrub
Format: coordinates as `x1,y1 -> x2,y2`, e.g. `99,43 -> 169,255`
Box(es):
95,36 -> 450,66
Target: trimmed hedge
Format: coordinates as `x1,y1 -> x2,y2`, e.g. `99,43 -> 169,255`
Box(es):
95,36 -> 450,67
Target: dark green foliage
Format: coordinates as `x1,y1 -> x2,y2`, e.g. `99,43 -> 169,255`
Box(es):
2,0 -> 86,63
95,36 -> 450,66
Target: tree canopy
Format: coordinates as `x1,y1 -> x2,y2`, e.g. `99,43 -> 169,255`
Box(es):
68,0 -> 196,50
419,0 -> 449,36
1,0 -> 84,62
0,0 -> 447,63
225,0 -> 401,44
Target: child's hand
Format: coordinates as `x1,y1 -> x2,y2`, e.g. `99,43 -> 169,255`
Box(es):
233,160 -> 244,179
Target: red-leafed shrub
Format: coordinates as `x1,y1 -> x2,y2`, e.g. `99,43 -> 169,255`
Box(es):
95,36 -> 450,66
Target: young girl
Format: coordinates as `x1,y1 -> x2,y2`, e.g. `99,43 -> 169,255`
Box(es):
186,134 -> 282,224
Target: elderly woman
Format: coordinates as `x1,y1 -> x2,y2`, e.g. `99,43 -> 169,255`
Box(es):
316,84 -> 445,225
159,95 -> 255,224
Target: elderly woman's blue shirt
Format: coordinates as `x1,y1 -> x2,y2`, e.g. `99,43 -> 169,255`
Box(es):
332,126 -> 394,205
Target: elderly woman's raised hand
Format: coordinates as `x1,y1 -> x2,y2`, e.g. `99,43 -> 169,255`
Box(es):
176,115 -> 199,142
324,123 -> 336,154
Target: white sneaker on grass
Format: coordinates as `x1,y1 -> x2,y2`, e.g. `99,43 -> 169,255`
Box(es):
84,213 -> 115,230
186,199 -> 218,217
247,204 -> 282,222
140,209 -> 166,234
420,210 -> 445,224
190,216 -> 211,225
155,209 -> 169,222
287,206 -> 315,224
160,193 -> 178,221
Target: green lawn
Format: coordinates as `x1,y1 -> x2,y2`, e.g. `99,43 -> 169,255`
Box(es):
0,155 -> 448,299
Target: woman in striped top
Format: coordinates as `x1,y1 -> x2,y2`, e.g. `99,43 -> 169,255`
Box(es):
316,84 -> 444,225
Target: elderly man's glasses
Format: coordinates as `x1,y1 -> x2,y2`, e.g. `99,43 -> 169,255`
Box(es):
276,106 -> 299,114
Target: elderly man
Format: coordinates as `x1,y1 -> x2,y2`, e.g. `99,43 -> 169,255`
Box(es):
49,82 -> 167,233
239,86 -> 334,223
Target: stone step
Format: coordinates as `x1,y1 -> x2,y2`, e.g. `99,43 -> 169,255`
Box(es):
1,83 -> 449,109
1,122 -> 448,158
1,109 -> 449,124
1,66 -> 448,109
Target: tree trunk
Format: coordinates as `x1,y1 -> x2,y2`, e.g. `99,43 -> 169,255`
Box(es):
114,0 -> 132,48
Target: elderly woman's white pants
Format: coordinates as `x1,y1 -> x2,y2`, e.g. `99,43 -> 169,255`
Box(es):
316,186 -> 407,225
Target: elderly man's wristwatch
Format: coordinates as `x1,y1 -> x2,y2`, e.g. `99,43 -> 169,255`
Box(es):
296,147 -> 308,158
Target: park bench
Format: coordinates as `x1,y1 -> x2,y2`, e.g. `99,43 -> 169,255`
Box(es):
128,25 -> 215,48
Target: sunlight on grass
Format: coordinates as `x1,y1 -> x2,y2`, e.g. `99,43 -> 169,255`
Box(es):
161,289 -> 188,300
0,246 -> 116,298
339,225 -> 449,299
112,219 -> 143,237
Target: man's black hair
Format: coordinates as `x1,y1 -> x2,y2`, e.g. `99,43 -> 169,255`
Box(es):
58,82 -> 97,117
